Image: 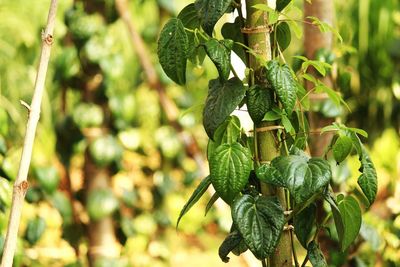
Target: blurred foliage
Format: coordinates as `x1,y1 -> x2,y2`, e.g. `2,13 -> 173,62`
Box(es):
0,0 -> 398,266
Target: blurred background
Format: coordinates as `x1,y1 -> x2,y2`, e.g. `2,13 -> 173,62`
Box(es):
0,0 -> 399,266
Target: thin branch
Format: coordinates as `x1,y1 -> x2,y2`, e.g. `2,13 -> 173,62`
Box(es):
0,1 -> 58,266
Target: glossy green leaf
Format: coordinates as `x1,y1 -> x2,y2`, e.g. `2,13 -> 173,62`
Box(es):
221,18 -> 247,63
276,0 -> 291,11
194,0 -> 233,35
178,4 -> 200,30
256,155 -> 331,204
294,203 -> 316,248
232,194 -> 285,260
246,85 -> 273,124
203,78 -> 246,139
332,135 -> 353,163
263,109 -> 282,121
25,217 -> 46,245
210,143 -> 252,204
275,22 -> 291,51
177,176 -> 212,228
266,60 -> 297,114
308,241 -> 328,267
218,230 -> 244,263
358,148 -> 378,206
205,38 -> 233,80
158,18 -> 189,85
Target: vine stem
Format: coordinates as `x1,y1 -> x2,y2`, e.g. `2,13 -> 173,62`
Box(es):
0,1 -> 58,266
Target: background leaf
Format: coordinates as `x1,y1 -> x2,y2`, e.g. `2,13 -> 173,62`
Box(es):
308,241 -> 328,267
203,78 -> 246,139
232,195 -> 285,260
158,18 -> 189,85
294,203 -> 316,248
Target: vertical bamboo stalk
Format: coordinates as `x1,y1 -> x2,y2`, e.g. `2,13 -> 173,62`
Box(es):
0,1 -> 58,266
245,0 -> 292,266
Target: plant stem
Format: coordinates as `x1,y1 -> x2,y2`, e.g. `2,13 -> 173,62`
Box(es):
245,0 -> 292,266
0,1 -> 58,266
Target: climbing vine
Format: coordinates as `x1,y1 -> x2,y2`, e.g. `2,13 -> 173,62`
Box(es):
158,0 -> 377,266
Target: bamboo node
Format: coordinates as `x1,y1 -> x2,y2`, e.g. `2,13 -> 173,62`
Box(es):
283,225 -> 294,231
255,125 -> 284,132
241,25 -> 270,34
16,181 -> 29,194
44,34 -> 54,45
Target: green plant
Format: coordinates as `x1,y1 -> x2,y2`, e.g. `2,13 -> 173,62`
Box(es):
157,0 -> 378,266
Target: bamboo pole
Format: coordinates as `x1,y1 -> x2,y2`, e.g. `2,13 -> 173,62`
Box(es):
1,1 -> 58,266
245,0 -> 292,266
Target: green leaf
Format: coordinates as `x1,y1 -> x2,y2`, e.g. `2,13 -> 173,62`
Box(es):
218,230 -> 244,263
256,156 -> 331,204
294,203 -> 316,248
221,18 -> 247,63
307,16 -> 343,43
252,4 -> 279,24
205,192 -> 219,216
281,114 -> 294,134
178,4 -> 200,30
246,85 -> 273,124
232,194 -> 285,260
275,22 -> 291,51
276,0 -> 291,11
86,189 -> 119,221
207,115 -> 241,159
339,195 -> 362,251
25,217 -> 46,246
263,109 -> 282,121
210,143 -> 252,204
332,135 -> 353,164
177,176 -> 212,228
205,38 -> 232,80
308,241 -> 328,267
194,0 -> 233,35
266,60 -> 297,114
158,18 -> 189,85
203,78 -> 246,139
357,148 -> 378,207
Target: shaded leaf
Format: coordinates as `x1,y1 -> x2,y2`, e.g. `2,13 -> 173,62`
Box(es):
276,0 -> 291,11
256,156 -> 331,204
294,203 -> 316,248
357,148 -> 378,206
203,78 -> 246,139
158,18 -> 189,85
25,217 -> 46,246
194,0 -> 233,35
232,195 -> 285,260
205,192 -> 219,216
266,60 -> 297,114
308,241 -> 328,267
177,176 -> 212,228
275,22 -> 291,51
205,38 -> 232,80
218,230 -> 244,263
221,17 -> 247,63
210,143 -> 252,204
246,85 -> 273,124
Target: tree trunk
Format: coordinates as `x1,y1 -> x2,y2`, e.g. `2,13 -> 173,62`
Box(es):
304,0 -> 335,157
245,1 -> 292,266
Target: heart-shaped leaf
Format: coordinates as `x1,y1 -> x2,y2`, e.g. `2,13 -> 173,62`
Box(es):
205,38 -> 232,80
232,194 -> 285,260
357,147 -> 377,207
177,176 -> 212,229
330,194 -> 362,251
294,203 -> 316,248
308,241 -> 328,267
256,155 -> 331,205
194,0 -> 233,35
158,18 -> 189,85
246,85 -> 273,124
266,60 -> 297,114
275,22 -> 291,52
203,78 -> 246,139
210,143 -> 252,204
333,135 -> 353,163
